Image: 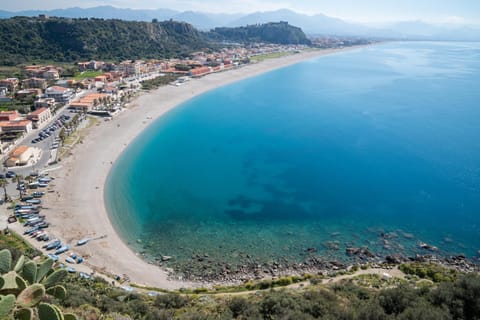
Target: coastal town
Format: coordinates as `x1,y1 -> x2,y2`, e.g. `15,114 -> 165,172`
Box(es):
0,43 -> 352,287
0,43 -> 312,169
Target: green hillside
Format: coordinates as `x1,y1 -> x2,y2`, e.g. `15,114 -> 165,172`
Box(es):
0,16 -> 210,64
211,21 -> 312,45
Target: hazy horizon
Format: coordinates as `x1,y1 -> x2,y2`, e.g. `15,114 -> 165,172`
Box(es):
2,0 -> 479,25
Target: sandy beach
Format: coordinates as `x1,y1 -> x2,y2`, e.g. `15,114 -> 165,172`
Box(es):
11,47 -> 360,289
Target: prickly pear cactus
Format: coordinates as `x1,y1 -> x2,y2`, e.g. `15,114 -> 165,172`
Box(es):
22,261 -> 37,285
0,294 -> 16,317
36,259 -> 54,283
46,285 -> 67,300
38,302 -> 64,320
17,284 -> 46,307
0,249 -> 76,319
0,249 -> 12,274
14,307 -> 33,320
42,269 -> 68,289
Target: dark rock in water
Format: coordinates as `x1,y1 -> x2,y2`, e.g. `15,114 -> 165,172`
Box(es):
346,247 -> 361,256
380,232 -> 398,239
419,242 -> 438,251
385,254 -> 406,264
306,247 -> 317,253
324,241 -> 340,250
401,232 -> 415,239
362,248 -> 375,258
329,261 -> 346,269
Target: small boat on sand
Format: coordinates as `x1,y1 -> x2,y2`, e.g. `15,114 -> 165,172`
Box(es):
43,239 -> 59,249
47,253 -> 59,262
76,238 -> 91,246
55,245 -> 70,255
65,257 -> 76,264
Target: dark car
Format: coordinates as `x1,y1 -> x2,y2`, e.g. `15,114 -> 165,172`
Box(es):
6,171 -> 16,178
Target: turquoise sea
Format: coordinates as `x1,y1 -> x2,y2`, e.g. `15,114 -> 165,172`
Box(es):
106,42 -> 480,277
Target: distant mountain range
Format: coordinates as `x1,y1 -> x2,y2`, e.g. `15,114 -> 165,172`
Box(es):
1,6 -> 479,41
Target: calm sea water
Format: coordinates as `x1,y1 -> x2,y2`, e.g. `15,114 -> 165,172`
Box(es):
106,42 -> 480,273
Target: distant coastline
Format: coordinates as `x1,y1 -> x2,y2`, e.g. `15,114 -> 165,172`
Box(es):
12,46 -> 372,289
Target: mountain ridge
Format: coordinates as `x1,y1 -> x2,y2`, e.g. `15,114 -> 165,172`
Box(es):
1,6 -> 479,40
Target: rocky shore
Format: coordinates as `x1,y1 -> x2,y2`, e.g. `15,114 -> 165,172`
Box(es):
138,230 -> 480,284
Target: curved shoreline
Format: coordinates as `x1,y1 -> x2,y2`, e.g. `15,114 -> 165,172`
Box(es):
40,47 -> 364,289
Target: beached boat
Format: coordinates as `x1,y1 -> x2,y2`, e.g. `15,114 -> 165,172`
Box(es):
76,257 -> 84,264
65,257 -> 76,264
67,266 -> 76,273
76,238 -> 90,246
36,221 -> 49,229
44,239 -> 61,250
24,226 -> 39,235
79,272 -> 90,279
25,199 -> 41,204
47,253 -> 59,262
36,233 -> 49,241
16,208 -> 39,214
31,230 -> 44,238
55,245 -> 70,255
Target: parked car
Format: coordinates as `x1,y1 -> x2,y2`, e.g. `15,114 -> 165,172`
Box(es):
6,171 -> 16,178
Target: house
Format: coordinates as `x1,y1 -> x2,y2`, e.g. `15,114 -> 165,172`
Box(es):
43,69 -> 60,80
15,89 -> 41,100
0,78 -> 19,92
69,93 -> 109,112
24,65 -> 62,80
46,86 -> 74,103
34,98 -> 56,110
22,78 -> 47,90
117,60 -> 146,76
4,145 -> 34,167
78,60 -> 104,71
103,85 -> 118,95
189,66 -> 212,77
94,75 -> 107,83
0,111 -> 19,122
0,120 -> 33,134
27,107 -> 52,128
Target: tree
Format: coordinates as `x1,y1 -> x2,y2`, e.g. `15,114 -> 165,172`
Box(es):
0,178 -> 9,202
13,174 -> 24,198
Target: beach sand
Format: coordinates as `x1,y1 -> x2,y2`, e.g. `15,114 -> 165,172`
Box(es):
12,48 -> 360,289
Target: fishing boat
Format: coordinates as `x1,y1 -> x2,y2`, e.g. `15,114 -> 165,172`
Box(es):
24,226 -> 39,235
37,221 -> 49,228
44,239 -> 61,250
25,199 -> 41,204
76,257 -> 84,264
67,266 -> 76,273
55,245 -> 70,255
76,238 -> 90,246
65,257 -> 76,264
47,253 -> 59,262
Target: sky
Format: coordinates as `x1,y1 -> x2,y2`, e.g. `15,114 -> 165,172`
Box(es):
2,0 -> 480,24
